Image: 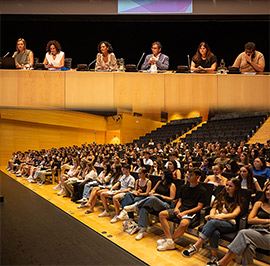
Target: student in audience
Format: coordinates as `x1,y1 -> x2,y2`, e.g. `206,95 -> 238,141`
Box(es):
95,41 -> 118,71
98,164 -> 135,223
237,165 -> 262,194
76,162 -> 97,200
149,160 -> 163,176
215,181 -> 270,266
82,164 -> 122,213
168,160 -> 181,179
233,42 -> 265,73
213,149 -> 230,167
141,41 -> 169,71
12,38 -> 34,68
133,158 -> 144,173
43,40 -> 65,69
53,158 -> 80,196
190,42 -> 217,72
204,164 -> 228,187
200,157 -> 213,175
182,178 -> 243,266
117,167 -> 152,221
157,168 -> 206,251
124,169 -> 176,240
143,151 -> 153,166
237,152 -> 250,167
252,156 -> 270,180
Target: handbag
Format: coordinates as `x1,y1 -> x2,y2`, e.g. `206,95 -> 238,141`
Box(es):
123,219 -> 139,235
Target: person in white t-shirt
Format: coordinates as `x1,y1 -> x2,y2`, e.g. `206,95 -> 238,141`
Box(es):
143,151 -> 153,166
43,40 -> 65,69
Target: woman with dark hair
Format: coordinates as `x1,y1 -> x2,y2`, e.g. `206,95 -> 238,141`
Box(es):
252,156 -> 270,180
12,38 -> 34,68
237,165 -> 261,194
43,40 -> 65,69
190,42 -> 217,72
124,169 -> 176,240
182,178 -> 243,266
95,41 -> 118,71
204,164 -> 227,187
149,160 -> 163,176
215,181 -> 270,266
168,160 -> 181,179
82,164 -> 122,213
237,152 -> 250,167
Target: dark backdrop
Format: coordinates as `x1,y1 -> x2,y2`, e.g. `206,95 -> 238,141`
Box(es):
1,15 -> 269,71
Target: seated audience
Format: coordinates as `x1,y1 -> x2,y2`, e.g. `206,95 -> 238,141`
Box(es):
98,164 -> 135,223
182,178 -> 243,266
124,169 -> 176,240
252,156 -> 270,180
215,181 -> 270,266
117,167 -> 152,222
168,160 -> 181,179
232,42 -> 265,72
157,168 -> 206,251
204,164 -> 228,187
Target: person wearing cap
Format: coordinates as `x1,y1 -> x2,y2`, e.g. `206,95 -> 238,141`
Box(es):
143,151 -> 153,166
232,42 -> 265,72
165,151 -> 181,169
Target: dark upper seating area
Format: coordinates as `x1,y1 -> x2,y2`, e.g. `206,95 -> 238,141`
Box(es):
133,117 -> 202,146
182,113 -> 268,146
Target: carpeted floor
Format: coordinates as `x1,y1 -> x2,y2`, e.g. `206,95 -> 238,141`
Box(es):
0,171 -> 148,266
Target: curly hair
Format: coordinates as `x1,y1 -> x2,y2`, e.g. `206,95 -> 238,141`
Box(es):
46,40 -> 62,53
97,41 -> 113,53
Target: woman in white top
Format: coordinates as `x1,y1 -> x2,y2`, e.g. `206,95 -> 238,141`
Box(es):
43,40 -> 65,69
95,41 -> 118,71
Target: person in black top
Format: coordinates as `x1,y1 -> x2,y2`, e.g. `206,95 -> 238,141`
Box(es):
191,42 -> 217,72
157,168 -> 206,251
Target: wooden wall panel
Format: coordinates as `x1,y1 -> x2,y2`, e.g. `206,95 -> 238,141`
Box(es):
164,74 -> 218,111
17,71 -> 65,108
0,70 -> 19,106
65,71 -> 114,109
217,75 -> 270,109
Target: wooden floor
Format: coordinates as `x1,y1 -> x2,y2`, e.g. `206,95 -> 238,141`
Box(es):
1,168 -> 269,266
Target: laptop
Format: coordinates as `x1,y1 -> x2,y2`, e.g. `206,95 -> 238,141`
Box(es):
0,57 -> 16,69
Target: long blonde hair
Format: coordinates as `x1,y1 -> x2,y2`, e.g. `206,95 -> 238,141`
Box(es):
16,38 -> 27,53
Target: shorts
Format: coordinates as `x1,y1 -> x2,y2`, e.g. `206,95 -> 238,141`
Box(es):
166,209 -> 198,225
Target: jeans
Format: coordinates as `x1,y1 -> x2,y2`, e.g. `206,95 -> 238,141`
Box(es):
121,192 -> 145,218
200,219 -> 236,250
136,196 -> 170,229
82,183 -> 94,199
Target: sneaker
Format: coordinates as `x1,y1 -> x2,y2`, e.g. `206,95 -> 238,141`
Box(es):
110,215 -> 120,223
16,174 -> 22,177
135,229 -> 145,240
98,210 -> 110,217
53,184 -> 61,191
57,188 -> 65,196
77,198 -> 87,203
182,245 -> 197,258
38,181 -> 45,186
28,178 -> 36,183
157,239 -> 175,251
117,210 -> 129,220
206,257 -> 218,266
157,238 -> 167,246
124,203 -> 138,212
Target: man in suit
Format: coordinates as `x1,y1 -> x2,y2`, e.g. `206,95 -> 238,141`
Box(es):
141,41 -> 169,71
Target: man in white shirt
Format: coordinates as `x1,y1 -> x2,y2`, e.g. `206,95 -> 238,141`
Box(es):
143,151 -> 153,166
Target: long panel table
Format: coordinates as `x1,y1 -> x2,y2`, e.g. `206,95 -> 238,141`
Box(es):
1,70 -> 269,112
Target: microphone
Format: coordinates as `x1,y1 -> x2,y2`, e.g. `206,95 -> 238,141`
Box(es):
3,52 -> 9,58
88,59 -> 97,69
137,52 -> 145,69
187,55 -> 191,69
